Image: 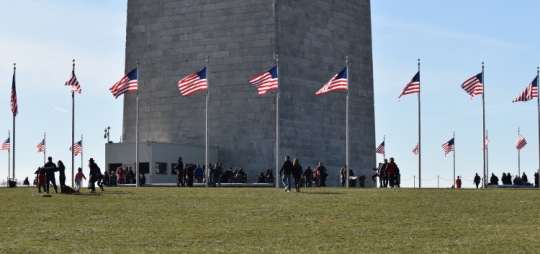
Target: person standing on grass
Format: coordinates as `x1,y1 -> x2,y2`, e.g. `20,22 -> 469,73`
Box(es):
381,159 -> 388,188
34,167 -> 46,193
455,176 -> 462,188
74,167 -> 86,194
116,167 -> 125,185
340,165 -> 347,187
316,162 -> 328,187
194,164 -> 204,183
88,158 -> 104,193
174,157 -> 184,187
303,166 -> 313,187
57,160 -> 66,191
292,158 -> 303,192
385,157 -> 397,188
280,156 -> 293,192
44,156 -> 58,194
213,163 -> 222,187
474,173 -> 481,188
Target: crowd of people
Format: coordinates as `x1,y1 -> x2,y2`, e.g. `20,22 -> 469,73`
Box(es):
33,156 -> 107,195
454,172 -> 540,188
370,158 -> 401,188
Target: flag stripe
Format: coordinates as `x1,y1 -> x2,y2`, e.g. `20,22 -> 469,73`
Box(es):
65,70 -> 82,94
315,67 -> 348,96
11,70 -> 18,116
442,138 -> 455,156
375,141 -> 385,155
249,66 -> 278,95
37,139 -> 45,153
516,135 -> 527,150
178,67 -> 208,96
110,68 -> 138,98
461,73 -> 483,99
512,76 -> 538,102
1,137 -> 9,150
398,71 -> 420,99
70,140 -> 83,156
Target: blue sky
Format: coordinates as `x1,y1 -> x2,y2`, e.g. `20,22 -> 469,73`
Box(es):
372,1 -> 540,187
1,1 -> 539,188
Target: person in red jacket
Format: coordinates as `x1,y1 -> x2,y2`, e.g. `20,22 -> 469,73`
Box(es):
385,157 -> 398,188
456,176 -> 462,188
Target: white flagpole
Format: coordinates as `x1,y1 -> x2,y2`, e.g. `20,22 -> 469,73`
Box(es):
453,132 -> 456,186
135,61 -> 140,187
7,131 -> 10,182
418,59 -> 422,189
80,134 -> 83,172
486,130 -> 489,181
71,59 -> 76,187
12,63 -> 16,180
43,132 -> 46,165
383,135 -> 386,161
345,56 -> 350,188
205,55 -> 209,187
275,53 -> 280,188
518,127 -> 521,176
482,62 -> 487,187
537,67 -> 539,178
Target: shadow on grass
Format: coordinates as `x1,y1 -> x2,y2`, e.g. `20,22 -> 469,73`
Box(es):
303,191 -> 345,195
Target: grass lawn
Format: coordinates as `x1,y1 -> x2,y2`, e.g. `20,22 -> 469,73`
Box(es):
1,186 -> 539,253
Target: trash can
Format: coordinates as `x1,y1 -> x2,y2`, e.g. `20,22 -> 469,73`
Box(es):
8,179 -> 17,188
348,176 -> 357,187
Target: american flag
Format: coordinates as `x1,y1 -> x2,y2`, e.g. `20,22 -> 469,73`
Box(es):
398,71 -> 420,99
512,76 -> 538,103
461,73 -> 483,99
249,66 -> 278,96
178,67 -> 207,96
70,140 -> 82,156
1,137 -> 9,150
442,138 -> 455,156
37,139 -> 45,153
412,143 -> 419,156
315,67 -> 347,96
65,70 -> 82,93
375,141 -> 385,155
484,136 -> 489,150
110,68 -> 138,99
11,69 -> 17,116
516,135 -> 527,150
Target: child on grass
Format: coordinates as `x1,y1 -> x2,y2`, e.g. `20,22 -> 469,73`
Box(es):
74,167 -> 86,193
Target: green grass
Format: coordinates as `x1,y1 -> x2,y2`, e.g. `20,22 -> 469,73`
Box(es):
1,187 -> 540,253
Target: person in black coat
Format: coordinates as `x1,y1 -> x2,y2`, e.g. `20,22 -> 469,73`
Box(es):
57,160 -> 66,190
292,158 -> 303,192
279,156 -> 293,192
44,157 -> 58,194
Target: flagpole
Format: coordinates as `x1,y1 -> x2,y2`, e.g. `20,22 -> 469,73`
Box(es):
453,132 -> 456,186
482,62 -> 486,188
275,53 -> 280,188
417,59 -> 422,189
12,63 -> 16,180
81,134 -> 83,173
486,129 -> 489,181
383,135 -> 386,161
71,59 -> 76,187
345,56 -> 350,188
43,133 -> 46,165
205,55 -> 209,187
7,131 -> 10,182
135,61 -> 140,187
537,67 -> 539,178
518,127 -> 521,176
